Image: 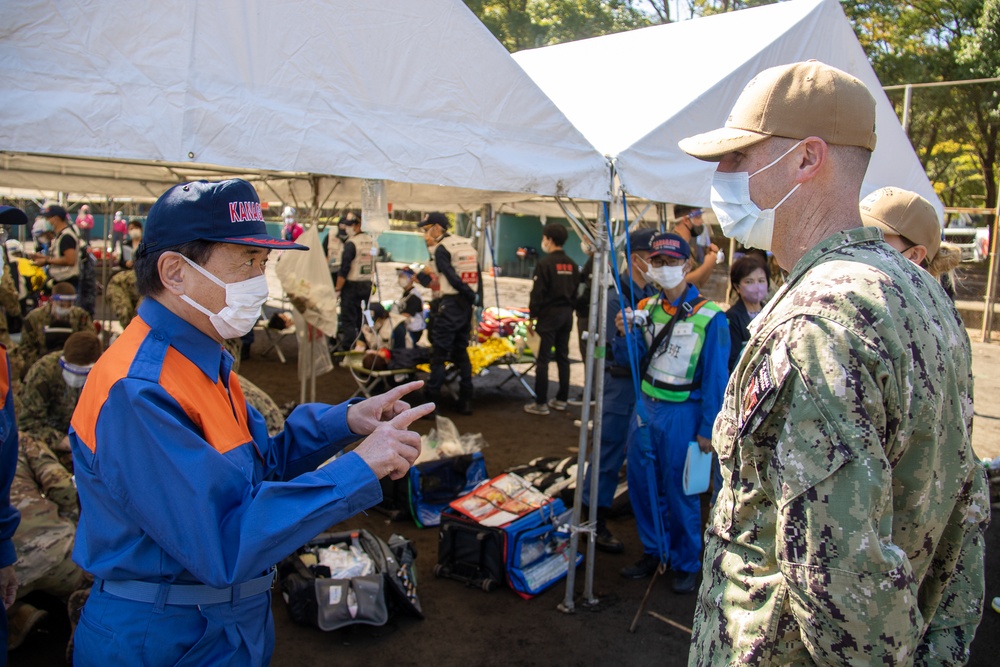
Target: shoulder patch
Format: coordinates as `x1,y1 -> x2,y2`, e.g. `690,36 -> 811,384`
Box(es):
739,355 -> 774,433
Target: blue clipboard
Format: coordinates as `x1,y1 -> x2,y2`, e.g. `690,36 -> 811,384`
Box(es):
682,441 -> 713,496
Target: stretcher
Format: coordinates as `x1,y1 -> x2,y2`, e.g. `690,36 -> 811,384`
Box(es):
345,351 -> 415,398
345,338 -> 537,400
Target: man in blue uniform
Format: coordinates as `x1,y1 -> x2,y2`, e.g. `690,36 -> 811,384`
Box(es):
0,205 -> 27,663
68,180 -> 432,666
580,229 -> 658,553
613,233 -> 729,593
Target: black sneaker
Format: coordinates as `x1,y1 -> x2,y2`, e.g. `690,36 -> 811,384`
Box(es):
595,522 -> 624,554
672,570 -> 698,594
620,553 -> 660,579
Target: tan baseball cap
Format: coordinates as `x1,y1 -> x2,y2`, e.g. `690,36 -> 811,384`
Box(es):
860,187 -> 941,260
679,60 -> 877,161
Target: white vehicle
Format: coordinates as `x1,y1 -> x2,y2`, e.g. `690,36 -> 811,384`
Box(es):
943,214 -> 990,262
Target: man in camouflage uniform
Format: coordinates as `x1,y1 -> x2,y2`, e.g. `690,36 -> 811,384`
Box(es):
7,431 -> 89,648
17,332 -> 103,471
679,61 -> 989,665
238,374 -> 286,437
105,268 -> 141,329
12,282 -> 94,380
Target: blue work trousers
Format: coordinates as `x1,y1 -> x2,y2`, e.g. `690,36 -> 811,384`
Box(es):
626,397 -> 702,574
74,585 -> 274,666
581,373 -> 634,509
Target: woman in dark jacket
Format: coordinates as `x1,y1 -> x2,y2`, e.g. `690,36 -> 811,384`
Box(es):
725,255 -> 769,374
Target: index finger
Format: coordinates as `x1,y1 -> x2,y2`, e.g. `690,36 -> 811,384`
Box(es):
379,380 -> 424,404
388,402 -> 436,430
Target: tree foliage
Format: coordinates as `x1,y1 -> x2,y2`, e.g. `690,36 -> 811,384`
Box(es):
465,0 -> 1000,210
464,1 -> 650,51
843,0 -> 1000,210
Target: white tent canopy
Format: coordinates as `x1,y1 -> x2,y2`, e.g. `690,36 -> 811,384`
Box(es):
513,0 -> 943,218
0,0 -> 611,210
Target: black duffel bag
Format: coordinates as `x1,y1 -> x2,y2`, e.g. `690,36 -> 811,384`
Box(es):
278,530 -> 423,631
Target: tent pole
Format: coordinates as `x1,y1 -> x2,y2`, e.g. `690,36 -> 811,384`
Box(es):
560,170 -> 613,614
981,201 -> 1000,342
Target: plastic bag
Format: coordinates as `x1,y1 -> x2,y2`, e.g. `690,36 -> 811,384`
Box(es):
416,415 -> 487,464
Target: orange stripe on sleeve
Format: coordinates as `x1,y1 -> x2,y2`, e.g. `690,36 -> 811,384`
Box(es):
71,319 -> 152,453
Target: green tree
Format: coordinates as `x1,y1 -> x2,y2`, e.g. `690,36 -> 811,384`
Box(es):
464,1 -> 650,51
843,0 -> 999,210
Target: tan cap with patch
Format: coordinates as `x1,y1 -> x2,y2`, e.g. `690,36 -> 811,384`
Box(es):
679,60 -> 877,161
860,186 -> 941,261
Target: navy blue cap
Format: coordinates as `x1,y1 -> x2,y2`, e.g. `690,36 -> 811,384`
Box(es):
137,179 -> 308,258
40,204 -> 68,220
0,206 -> 28,226
417,212 -> 449,229
628,228 -> 657,252
649,232 -> 691,260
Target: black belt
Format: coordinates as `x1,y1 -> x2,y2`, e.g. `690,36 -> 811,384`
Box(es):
643,375 -> 701,392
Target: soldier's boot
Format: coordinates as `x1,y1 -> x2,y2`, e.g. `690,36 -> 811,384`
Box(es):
65,587 -> 91,664
6,601 -> 49,650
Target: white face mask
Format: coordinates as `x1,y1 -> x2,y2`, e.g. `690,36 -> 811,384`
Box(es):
648,264 -> 687,290
128,229 -> 142,241
60,358 -> 92,389
398,276 -> 410,289
710,140 -> 803,251
179,255 -> 268,339
63,369 -> 88,389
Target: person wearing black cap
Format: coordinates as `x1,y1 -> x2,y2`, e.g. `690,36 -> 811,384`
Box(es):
0,205 -> 27,658
612,232 -> 729,591
31,204 -> 80,290
334,213 -> 375,351
416,212 -> 481,415
671,205 -> 721,289
66,179 -> 432,665
580,228 -> 659,554
524,223 -> 580,415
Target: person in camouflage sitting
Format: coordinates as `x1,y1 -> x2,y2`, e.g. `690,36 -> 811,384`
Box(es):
12,282 -> 94,381
16,331 -> 103,471
105,268 -> 141,329
7,430 -> 89,651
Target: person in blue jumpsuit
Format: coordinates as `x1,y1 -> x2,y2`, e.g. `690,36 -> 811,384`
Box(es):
68,180 -> 433,666
0,206 -> 27,664
612,233 -> 729,594
580,228 -> 658,553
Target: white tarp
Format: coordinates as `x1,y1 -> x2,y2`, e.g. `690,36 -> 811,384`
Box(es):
513,0 -> 944,218
0,0 -> 611,206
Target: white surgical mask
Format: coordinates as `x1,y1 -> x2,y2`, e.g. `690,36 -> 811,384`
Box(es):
128,229 -> 142,241
710,140 -> 803,251
398,276 -> 410,289
648,264 -> 686,290
179,255 -> 269,339
60,357 -> 92,389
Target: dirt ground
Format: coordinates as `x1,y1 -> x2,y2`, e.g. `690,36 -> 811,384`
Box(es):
9,270 -> 1000,666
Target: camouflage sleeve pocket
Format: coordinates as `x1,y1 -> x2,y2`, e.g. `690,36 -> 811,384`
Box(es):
752,366 -> 854,512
